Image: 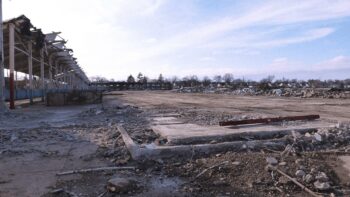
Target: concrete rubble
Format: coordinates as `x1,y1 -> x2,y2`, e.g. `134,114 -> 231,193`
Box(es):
175,86 -> 350,99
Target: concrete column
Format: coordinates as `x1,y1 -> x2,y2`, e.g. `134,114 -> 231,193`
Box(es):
9,23 -> 15,109
40,49 -> 45,101
28,42 -> 33,104
0,0 -> 6,112
70,73 -> 74,89
54,60 -> 59,89
48,55 -> 53,89
58,64 -> 62,88
65,69 -> 68,89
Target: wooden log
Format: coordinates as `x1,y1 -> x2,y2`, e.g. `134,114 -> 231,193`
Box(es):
56,166 -> 135,176
219,115 -> 320,126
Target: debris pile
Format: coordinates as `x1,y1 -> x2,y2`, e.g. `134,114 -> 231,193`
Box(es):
175,86 -> 350,99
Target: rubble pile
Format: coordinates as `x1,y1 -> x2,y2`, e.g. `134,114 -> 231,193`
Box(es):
161,124 -> 350,196
78,105 -> 158,144
175,86 -> 350,99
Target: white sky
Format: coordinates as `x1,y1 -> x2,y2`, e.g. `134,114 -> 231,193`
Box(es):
4,0 -> 350,81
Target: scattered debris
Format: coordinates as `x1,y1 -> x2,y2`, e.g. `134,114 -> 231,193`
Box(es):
107,177 -> 137,193
295,169 -> 306,177
314,180 -> 331,191
266,157 -> 278,165
275,168 -> 321,197
192,161 -> 229,181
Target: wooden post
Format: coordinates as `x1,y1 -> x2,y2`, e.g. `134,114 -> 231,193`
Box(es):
28,42 -> 33,104
9,23 -> 15,109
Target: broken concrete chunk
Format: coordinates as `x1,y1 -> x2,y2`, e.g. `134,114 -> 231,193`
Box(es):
298,165 -> 306,171
278,176 -> 291,184
314,180 -> 330,190
107,178 -> 136,193
265,164 -> 276,172
303,174 -> 314,183
295,170 -> 306,177
266,157 -> 278,165
305,132 -> 312,137
315,172 -> 329,182
232,161 -> 240,165
278,161 -> 287,166
314,133 -> 322,142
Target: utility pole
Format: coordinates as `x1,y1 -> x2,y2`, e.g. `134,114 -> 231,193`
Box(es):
0,0 -> 7,113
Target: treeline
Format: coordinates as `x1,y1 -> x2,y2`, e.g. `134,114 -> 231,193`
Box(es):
90,73 -> 350,89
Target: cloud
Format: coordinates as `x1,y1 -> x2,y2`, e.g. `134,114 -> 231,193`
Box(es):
264,55 -> 350,75
116,0 -> 346,63
313,55 -> 350,70
4,0 -> 350,80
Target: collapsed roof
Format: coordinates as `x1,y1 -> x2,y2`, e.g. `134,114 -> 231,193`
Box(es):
2,15 -> 89,85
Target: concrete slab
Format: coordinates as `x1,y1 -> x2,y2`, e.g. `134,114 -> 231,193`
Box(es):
340,156 -> 350,179
152,117 -> 184,125
152,120 -> 334,145
117,125 -> 286,160
150,113 -> 181,118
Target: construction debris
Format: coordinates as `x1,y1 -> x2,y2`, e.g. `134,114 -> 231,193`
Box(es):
275,168 -> 322,197
1,91 -> 349,196
107,178 -> 137,193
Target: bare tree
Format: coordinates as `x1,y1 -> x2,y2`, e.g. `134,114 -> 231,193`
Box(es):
90,76 -> 108,82
213,75 -> 222,83
223,73 -> 234,84
137,72 -> 143,82
171,76 -> 179,84
202,76 -> 211,87
258,75 -> 275,90
127,75 -> 135,83
158,73 -> 164,82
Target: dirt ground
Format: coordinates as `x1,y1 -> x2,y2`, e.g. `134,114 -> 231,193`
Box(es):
116,91 -> 350,122
0,91 -> 349,197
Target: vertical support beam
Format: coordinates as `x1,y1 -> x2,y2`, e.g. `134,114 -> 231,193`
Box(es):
28,42 -> 33,104
48,55 -> 53,89
71,73 -> 74,89
0,0 -> 6,112
54,60 -> 59,89
40,49 -> 45,101
65,68 -> 68,89
9,23 -> 15,109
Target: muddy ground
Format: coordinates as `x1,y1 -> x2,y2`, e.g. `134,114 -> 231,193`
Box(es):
0,91 -> 350,197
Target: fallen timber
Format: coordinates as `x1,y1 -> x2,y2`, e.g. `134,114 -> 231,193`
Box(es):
219,114 -> 320,126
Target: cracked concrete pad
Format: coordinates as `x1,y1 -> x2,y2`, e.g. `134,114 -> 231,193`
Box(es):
152,120 -> 334,145
340,156 -> 350,179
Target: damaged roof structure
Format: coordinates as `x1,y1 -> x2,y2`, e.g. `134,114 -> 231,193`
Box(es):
1,15 -> 90,109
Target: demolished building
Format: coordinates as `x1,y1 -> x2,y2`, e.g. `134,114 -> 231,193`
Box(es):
1,15 -> 90,109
